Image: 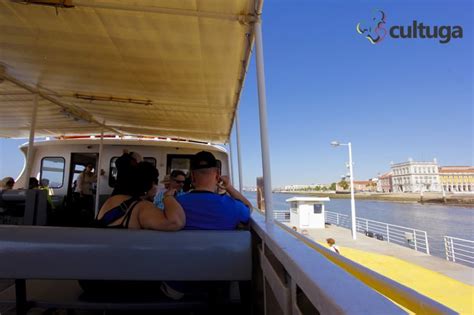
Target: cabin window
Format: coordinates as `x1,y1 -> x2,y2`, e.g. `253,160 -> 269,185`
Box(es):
166,154 -> 221,176
108,156 -> 157,187
40,157 -> 65,188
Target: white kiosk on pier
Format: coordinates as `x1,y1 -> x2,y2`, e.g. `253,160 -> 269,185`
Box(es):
287,197 -> 330,230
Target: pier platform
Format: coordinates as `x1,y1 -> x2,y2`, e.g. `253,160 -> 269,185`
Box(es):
298,224 -> 474,314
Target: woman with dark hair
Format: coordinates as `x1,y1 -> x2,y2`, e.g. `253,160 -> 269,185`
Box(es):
94,161 -> 185,230
80,161 -> 186,298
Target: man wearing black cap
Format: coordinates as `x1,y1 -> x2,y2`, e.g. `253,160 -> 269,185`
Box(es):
175,151 -> 252,230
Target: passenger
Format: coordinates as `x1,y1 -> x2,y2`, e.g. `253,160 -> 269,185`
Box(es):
94,161 -> 185,230
28,177 -> 39,189
154,170 -> 186,209
176,151 -> 251,230
158,152 -> 252,300
0,177 -> 15,191
75,164 -> 98,214
39,179 -> 55,210
160,174 -> 171,191
111,151 -> 141,196
326,238 -> 340,254
79,162 -> 185,299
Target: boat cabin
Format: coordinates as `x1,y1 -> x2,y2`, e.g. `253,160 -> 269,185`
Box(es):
14,137 -> 230,209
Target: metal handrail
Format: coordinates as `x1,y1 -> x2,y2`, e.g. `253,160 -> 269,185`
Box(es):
444,236 -> 474,266
325,211 -> 430,254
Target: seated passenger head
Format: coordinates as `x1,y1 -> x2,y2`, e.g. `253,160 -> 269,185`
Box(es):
28,177 -> 39,189
1,177 -> 15,190
114,151 -> 140,186
170,170 -> 186,190
190,151 -> 219,188
161,174 -> 171,189
136,161 -> 159,197
129,151 -> 143,164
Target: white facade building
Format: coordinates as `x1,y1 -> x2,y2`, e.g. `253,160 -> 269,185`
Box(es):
391,158 -> 441,193
283,184 -> 325,191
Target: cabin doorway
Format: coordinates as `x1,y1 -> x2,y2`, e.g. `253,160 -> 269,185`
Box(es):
65,153 -> 98,226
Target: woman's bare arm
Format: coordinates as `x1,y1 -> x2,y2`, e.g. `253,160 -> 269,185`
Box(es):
138,190 -> 185,231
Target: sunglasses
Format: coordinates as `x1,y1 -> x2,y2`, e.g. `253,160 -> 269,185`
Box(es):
173,179 -> 185,184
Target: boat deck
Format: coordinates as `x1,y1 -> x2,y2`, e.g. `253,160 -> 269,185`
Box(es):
298,224 -> 474,314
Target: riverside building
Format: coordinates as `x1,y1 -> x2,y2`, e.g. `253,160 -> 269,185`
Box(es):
377,172 -> 393,193
439,166 -> 474,192
391,159 -> 441,193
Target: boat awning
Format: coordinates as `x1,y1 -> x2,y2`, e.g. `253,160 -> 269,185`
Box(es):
0,0 -> 259,143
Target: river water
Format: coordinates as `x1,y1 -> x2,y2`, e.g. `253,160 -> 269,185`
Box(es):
244,192 -> 474,259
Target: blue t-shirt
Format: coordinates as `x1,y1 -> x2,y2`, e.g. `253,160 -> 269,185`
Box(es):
176,191 -> 250,230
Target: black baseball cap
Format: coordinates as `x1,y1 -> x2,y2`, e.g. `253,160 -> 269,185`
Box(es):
191,151 -> 218,170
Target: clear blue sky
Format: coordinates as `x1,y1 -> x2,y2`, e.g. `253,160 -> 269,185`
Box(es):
1,0 -> 472,188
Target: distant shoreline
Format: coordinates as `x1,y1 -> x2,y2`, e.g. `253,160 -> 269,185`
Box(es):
272,191 -> 474,208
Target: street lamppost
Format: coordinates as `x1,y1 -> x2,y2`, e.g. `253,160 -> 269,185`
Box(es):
331,141 -> 357,240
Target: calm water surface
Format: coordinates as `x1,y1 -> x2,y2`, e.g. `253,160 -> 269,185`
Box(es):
244,192 -> 474,258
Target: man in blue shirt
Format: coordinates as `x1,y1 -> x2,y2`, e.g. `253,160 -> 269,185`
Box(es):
176,151 -> 251,230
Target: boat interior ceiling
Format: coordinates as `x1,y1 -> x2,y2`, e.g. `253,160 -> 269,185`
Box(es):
0,0 -> 259,143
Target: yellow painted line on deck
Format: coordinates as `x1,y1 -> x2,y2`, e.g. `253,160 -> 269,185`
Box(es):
321,243 -> 474,314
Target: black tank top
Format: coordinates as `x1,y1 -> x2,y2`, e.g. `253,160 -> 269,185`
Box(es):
93,197 -> 141,229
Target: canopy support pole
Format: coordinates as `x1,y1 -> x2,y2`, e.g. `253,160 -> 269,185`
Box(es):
94,125 -> 105,216
228,133 -> 235,186
236,111 -> 244,193
24,94 -> 38,189
255,20 -> 273,222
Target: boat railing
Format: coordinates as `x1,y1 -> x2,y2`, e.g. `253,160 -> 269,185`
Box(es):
250,212 -> 407,314
325,211 -> 430,254
253,210 -> 456,314
444,235 -> 474,266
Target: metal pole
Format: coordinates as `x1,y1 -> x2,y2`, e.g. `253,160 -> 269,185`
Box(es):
228,133 -> 235,186
348,142 -> 357,239
444,237 -> 449,261
255,20 -> 273,222
94,125 -> 104,216
236,111 -> 244,193
424,232 -> 430,255
414,230 -> 418,252
450,238 -> 456,262
24,94 -> 39,189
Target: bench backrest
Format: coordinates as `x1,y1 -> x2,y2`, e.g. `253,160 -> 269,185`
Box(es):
0,225 -> 251,281
0,190 -> 47,225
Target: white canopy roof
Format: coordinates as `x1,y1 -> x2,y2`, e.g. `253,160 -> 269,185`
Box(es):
0,0 -> 260,143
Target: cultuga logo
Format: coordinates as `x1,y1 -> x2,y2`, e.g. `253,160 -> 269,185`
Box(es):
357,10 -> 463,44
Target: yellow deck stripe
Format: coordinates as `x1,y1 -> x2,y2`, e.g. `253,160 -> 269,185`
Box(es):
322,243 -> 474,314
